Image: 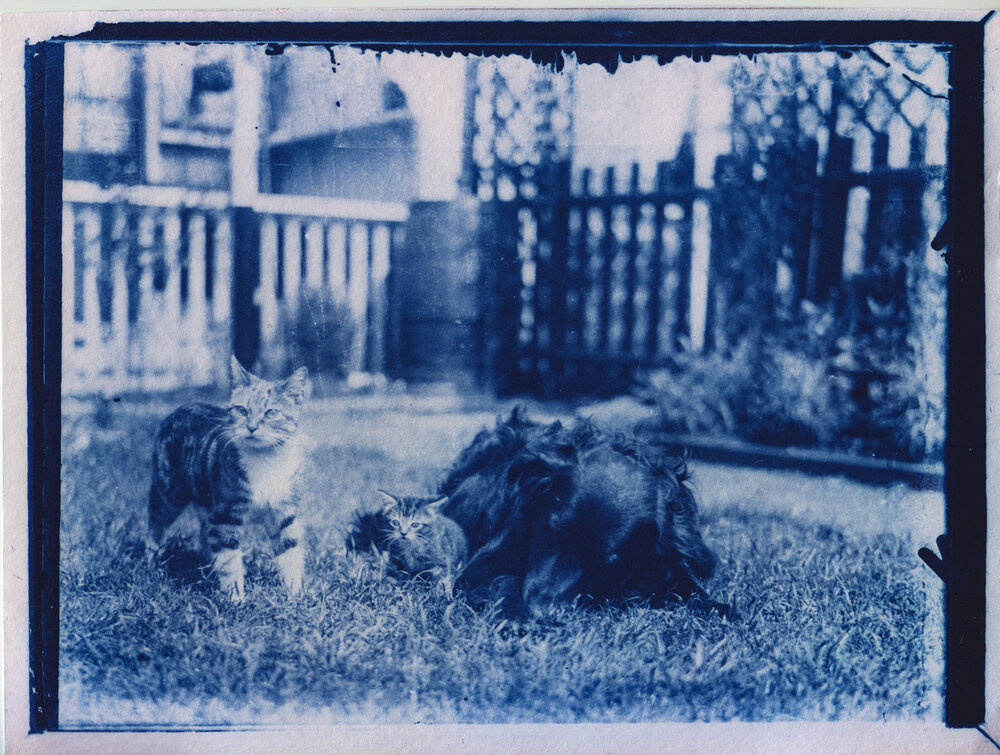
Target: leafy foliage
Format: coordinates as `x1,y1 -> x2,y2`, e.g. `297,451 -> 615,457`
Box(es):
641,247 -> 945,464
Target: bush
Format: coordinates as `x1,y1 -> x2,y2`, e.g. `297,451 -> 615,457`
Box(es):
638,250 -> 946,465
640,340 -> 754,436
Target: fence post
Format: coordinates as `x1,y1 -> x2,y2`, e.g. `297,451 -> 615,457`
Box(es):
572,168 -> 592,355
705,153 -> 741,351
211,212 -> 233,385
326,223 -> 348,302
809,133 -> 852,301
304,221 -> 324,290
790,140 -> 819,306
109,205 -> 129,390
648,162 -> 669,355
368,224 -> 391,374
672,135 -> 696,351
231,206 -> 262,373
160,208 -> 183,388
864,132 -> 890,269
186,211 -> 210,382
282,218 -> 302,312
597,166 -> 615,353
623,163 -> 640,356
347,223 -> 370,373
477,200 -> 521,395
80,207 -> 102,388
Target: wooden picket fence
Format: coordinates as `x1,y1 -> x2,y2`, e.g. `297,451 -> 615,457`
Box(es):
61,180 -> 408,394
480,130 -> 945,396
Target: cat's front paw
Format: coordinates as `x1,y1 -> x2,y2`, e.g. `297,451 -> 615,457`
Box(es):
225,578 -> 247,604
213,549 -> 246,603
275,547 -> 304,596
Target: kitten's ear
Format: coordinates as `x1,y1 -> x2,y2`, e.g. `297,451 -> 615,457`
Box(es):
425,497 -> 448,515
281,366 -> 310,404
230,355 -> 253,389
377,490 -> 399,510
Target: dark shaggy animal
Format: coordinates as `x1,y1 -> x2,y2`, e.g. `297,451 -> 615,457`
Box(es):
439,408 -> 720,617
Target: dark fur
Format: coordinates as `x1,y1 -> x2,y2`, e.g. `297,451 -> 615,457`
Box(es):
440,407 -> 719,617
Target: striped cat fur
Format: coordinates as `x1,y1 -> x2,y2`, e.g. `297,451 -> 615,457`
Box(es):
148,356 -> 309,602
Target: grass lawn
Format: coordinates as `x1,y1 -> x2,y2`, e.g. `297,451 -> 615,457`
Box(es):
59,388 -> 943,726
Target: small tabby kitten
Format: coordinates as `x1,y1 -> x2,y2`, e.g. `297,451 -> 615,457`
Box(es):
377,491 -> 468,595
148,355 -> 309,602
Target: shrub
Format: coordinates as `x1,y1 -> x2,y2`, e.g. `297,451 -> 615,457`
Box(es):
638,250 -> 946,465
639,339 -> 755,436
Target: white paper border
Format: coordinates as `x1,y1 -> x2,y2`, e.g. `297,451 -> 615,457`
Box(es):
3,8 -> 996,753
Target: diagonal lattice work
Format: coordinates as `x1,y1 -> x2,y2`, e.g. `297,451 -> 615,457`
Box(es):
462,56 -> 575,202
729,46 -> 948,174
716,47 -> 948,334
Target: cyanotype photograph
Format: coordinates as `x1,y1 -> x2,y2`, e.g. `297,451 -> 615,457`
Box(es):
9,12 -> 990,743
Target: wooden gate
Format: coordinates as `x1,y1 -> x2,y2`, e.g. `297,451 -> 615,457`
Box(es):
481,135 -> 944,397
479,138 -> 710,396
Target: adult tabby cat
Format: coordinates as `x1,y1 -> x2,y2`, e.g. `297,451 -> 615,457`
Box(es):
352,492 -> 468,595
148,356 -> 309,602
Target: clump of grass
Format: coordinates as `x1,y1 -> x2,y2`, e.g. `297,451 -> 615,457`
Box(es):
59,401 -> 938,726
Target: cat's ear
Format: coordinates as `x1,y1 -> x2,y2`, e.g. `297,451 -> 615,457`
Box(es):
230,355 -> 253,389
425,497 -> 448,515
281,366 -> 310,404
377,490 -> 399,510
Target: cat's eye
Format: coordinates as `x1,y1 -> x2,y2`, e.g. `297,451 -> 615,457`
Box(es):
230,405 -> 248,416
265,409 -> 283,420
411,522 -> 422,530
390,519 -> 401,529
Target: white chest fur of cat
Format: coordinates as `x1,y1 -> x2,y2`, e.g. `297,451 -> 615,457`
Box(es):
238,436 -> 304,509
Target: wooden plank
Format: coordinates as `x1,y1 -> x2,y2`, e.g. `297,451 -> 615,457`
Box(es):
326,223 -> 348,302
548,163 -> 572,366
347,223 -> 370,373
80,206 -> 102,386
186,212 -> 210,381
809,133 -> 852,301
212,213 -> 232,324
252,191 -> 410,224
572,167 -> 592,354
647,162 -> 668,356
597,166 -> 615,352
790,141 -> 819,306
368,224 -> 391,374
258,216 -> 280,361
282,217 -> 302,311
304,220 -> 324,290
673,200 -> 693,351
561,187 -> 706,208
62,179 -> 409,221
160,208 -> 183,386
864,132 -> 890,268
109,204 -> 130,389
689,198 -> 712,352
62,179 -> 230,211
623,163 -> 640,355
480,201 -> 523,395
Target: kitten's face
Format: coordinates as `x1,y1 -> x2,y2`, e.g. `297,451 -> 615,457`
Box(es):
227,356 -> 308,450
379,492 -> 447,543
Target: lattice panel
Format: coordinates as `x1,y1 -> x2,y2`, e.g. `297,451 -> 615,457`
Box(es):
466,57 -> 575,201
729,45 -> 949,174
